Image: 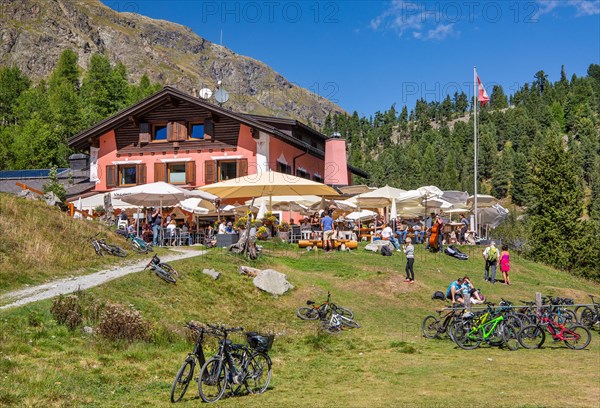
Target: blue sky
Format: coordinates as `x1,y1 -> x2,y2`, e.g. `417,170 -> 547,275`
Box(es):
103,0 -> 600,117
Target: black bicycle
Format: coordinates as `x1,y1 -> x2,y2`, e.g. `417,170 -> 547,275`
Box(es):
422,305 -> 466,340
198,324 -> 272,403
144,254 -> 178,284
170,322 -> 212,403
91,234 -> 127,257
575,294 -> 599,329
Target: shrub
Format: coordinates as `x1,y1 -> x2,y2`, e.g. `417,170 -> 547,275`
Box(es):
277,220 -> 290,232
96,303 -> 148,342
50,295 -> 82,326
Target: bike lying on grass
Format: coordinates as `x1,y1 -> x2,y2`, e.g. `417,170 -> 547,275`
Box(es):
91,234 -> 127,257
320,308 -> 361,334
297,291 -> 354,321
127,232 -> 153,254
198,324 -> 273,403
144,254 -> 178,284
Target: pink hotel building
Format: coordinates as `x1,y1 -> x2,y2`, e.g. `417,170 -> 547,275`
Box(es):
68,86 -> 367,202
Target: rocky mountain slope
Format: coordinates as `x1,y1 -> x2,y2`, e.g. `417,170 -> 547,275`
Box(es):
0,0 -> 344,126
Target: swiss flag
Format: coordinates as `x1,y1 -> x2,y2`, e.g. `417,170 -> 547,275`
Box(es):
477,75 -> 489,106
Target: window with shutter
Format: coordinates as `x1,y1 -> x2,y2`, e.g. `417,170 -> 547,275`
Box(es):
136,164 -> 146,185
176,122 -> 187,141
205,160 -> 216,184
166,122 -> 174,142
185,161 -> 196,185
118,165 -> 137,186
153,124 -> 167,141
106,165 -> 117,188
204,118 -> 214,138
154,162 -> 167,182
237,158 -> 248,177
139,123 -> 151,144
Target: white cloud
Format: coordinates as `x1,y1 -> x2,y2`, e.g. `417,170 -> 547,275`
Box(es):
425,23 -> 458,41
370,0 -> 454,40
535,0 -> 600,17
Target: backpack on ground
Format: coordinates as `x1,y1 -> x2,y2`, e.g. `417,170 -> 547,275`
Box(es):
432,291 -> 445,301
380,245 -> 392,256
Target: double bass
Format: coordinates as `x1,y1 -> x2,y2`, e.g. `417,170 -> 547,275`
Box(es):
429,216 -> 443,252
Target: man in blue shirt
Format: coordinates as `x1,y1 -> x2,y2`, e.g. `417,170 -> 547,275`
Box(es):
321,210 -> 335,252
446,277 -> 465,304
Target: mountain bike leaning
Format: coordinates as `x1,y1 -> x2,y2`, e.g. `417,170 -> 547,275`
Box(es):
452,302 -> 517,350
198,324 -> 273,403
518,310 -> 591,350
297,291 -> 353,321
144,254 -> 178,284
575,294 -> 599,329
171,322 -> 213,403
422,304 -> 466,340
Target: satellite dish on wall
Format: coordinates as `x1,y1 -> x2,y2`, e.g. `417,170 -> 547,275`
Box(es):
214,89 -> 229,105
199,88 -> 213,99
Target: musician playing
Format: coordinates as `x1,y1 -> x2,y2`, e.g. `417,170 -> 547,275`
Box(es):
429,214 -> 444,253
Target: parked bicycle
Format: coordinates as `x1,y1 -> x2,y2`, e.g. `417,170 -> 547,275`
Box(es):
575,294 -> 599,329
518,310 -> 591,350
297,291 -> 353,321
198,324 -> 273,403
422,305 -> 466,340
171,322 -> 213,403
451,302 -> 517,350
91,234 -> 127,257
144,254 -> 178,284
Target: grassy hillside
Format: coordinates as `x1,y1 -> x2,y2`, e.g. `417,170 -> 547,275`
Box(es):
1,220 -> 599,407
0,193 -> 140,293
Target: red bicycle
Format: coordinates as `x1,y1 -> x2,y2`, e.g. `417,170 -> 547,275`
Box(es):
518,312 -> 591,350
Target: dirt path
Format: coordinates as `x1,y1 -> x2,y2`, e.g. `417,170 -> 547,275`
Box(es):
0,248 -> 206,310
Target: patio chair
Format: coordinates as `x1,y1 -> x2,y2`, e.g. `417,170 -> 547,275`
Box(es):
162,228 -> 174,246
290,225 -> 301,243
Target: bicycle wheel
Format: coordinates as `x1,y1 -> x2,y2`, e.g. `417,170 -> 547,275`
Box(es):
488,322 -> 506,347
340,316 -> 361,329
170,358 -> 195,403
131,240 -> 148,254
518,325 -> 545,349
502,323 -> 519,351
108,245 -> 127,257
422,315 -> 441,339
320,320 -> 342,335
245,352 -> 272,394
332,305 -> 354,319
563,324 -> 591,350
198,357 -> 227,403
297,307 -> 319,320
161,263 -> 179,279
578,306 -> 595,328
454,323 -> 481,350
155,267 -> 177,284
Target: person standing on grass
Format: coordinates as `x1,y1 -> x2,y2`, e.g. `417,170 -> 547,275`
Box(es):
321,210 -> 335,252
483,241 -> 499,284
403,237 -> 415,283
500,245 -> 511,285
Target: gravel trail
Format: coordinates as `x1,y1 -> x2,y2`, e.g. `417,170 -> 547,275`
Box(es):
0,248 -> 206,310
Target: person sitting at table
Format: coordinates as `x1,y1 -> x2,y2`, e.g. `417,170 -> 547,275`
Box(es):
300,217 -> 311,231
218,220 -> 227,234
381,222 -> 401,251
396,219 -> 409,244
412,221 -> 424,244
225,222 -> 235,234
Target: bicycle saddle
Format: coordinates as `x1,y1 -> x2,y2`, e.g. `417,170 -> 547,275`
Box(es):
306,300 -> 315,305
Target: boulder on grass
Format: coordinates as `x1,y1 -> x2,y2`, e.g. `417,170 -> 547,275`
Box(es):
252,269 -> 294,295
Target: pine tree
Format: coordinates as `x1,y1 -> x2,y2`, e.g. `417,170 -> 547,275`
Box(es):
440,151 -> 460,190
0,66 -> 31,125
478,123 -> 497,179
492,144 -> 513,199
490,85 -> 508,110
421,144 -> 436,185
49,49 -> 80,91
590,157 -> 600,221
511,152 -> 529,206
453,91 -> 468,115
528,131 -> 583,271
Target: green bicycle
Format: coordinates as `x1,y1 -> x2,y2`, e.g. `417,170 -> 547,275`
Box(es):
453,303 -> 517,350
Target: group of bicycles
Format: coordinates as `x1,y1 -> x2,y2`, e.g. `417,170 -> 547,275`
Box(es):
422,295 -> 596,351
297,292 -> 360,334
170,322 -> 273,403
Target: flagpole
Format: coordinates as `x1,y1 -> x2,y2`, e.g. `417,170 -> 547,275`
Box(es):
473,66 -> 479,237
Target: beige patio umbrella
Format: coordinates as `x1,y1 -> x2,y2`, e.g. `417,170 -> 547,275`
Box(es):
354,185 -> 406,208
198,171 -> 339,199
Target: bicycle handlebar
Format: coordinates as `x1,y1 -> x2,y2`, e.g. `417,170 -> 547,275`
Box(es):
206,324 -> 244,334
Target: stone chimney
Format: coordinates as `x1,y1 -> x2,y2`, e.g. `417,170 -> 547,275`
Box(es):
324,131 -> 348,186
